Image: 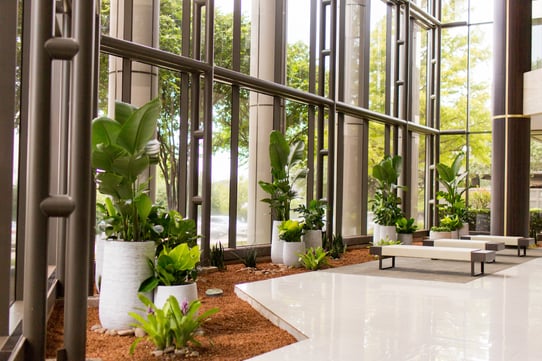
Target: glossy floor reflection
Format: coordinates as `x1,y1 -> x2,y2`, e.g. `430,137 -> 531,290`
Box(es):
235,258 -> 542,361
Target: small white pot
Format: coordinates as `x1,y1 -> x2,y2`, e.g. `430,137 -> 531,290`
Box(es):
154,283 -> 198,309
283,241 -> 305,267
303,230 -> 323,249
271,220 -> 284,264
398,233 -> 413,245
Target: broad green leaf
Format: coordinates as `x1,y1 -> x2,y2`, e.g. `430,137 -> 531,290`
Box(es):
117,98 -> 161,154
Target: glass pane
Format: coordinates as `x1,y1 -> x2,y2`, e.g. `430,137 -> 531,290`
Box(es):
367,122 -> 386,235
412,22 -> 428,126
368,0 -> 388,114
159,1 -> 183,54
413,133 -> 426,230
441,0 -> 468,24
467,133 -> 492,232
287,0 -> 310,45
214,1 -> 251,74
469,0 -> 493,24
440,26 -> 467,130
439,134 -> 466,166
468,24 -> 493,132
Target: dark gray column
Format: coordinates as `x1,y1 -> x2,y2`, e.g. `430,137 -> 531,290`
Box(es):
491,0 -> 532,236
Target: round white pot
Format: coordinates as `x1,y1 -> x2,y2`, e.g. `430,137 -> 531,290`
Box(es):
377,225 -> 397,244
283,241 -> 305,267
398,233 -> 413,245
99,240 -> 156,330
154,283 -> 198,309
451,230 -> 459,239
270,220 -> 284,264
303,230 -> 323,249
430,231 -> 452,240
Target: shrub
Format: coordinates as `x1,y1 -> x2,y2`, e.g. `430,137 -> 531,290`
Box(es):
299,247 -> 328,270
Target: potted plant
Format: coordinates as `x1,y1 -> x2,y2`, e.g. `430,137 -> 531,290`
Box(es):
91,97 -> 161,330
259,130 -> 307,263
436,152 -> 470,237
279,220 -> 305,267
429,225 -> 452,240
395,216 -> 417,245
370,155 -> 405,244
139,243 -> 201,309
295,199 -> 326,249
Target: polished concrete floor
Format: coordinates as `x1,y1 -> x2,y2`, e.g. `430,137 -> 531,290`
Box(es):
236,257 -> 542,361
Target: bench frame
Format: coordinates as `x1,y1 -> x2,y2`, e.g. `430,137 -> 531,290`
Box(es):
370,245 -> 495,276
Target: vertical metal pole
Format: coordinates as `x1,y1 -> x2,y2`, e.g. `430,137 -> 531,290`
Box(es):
63,0 -> 96,359
0,0 -> 18,336
23,0 -> 54,359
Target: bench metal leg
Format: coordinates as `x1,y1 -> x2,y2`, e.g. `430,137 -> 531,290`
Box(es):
518,246 -> 527,257
471,261 -> 485,276
379,256 -> 395,270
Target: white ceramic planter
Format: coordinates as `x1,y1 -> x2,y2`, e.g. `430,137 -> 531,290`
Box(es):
458,222 -> 469,238
270,220 -> 284,264
372,224 -> 380,245
377,225 -> 397,244
154,283 -> 198,309
283,241 -> 305,267
429,231 -> 452,240
398,233 -> 413,245
94,235 -> 106,291
303,230 -> 323,249
99,240 -> 156,330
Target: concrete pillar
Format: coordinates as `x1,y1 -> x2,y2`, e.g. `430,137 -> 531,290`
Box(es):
247,0 -> 279,244
491,0 -> 532,236
108,0 -> 159,109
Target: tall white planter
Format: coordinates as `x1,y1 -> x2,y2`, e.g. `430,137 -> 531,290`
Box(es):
372,224 -> 381,245
99,240 -> 156,330
270,220 -> 284,264
283,241 -> 305,267
94,235 -> 106,291
154,283 -> 198,309
303,230 -> 323,249
378,225 -> 397,244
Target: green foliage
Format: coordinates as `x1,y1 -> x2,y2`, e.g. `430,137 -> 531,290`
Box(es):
395,217 -> 418,234
436,152 -> 469,222
259,131 -> 308,221
129,294 -> 219,353
210,242 -> 226,271
240,248 -> 258,268
129,294 -> 172,353
374,239 -> 402,246
370,155 -> 405,226
529,209 -> 542,238
91,98 -> 161,242
298,247 -> 329,271
278,220 -> 304,242
139,244 -> 201,292
324,233 -> 346,259
440,214 -> 462,231
150,209 -> 198,255
469,189 -> 491,210
295,199 -> 326,230
430,225 -> 452,232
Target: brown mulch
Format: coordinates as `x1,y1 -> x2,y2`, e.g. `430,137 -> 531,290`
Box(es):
46,246 -> 375,361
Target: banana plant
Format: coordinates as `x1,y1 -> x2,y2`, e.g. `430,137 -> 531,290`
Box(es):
436,152 -> 469,222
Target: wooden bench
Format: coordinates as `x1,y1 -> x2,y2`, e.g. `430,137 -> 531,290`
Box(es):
461,235 -> 534,257
369,245 -> 496,276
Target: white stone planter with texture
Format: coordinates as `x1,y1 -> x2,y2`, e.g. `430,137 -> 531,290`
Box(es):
154,283 -> 198,309
270,220 -> 284,264
99,240 -> 156,330
303,230 -> 323,249
283,241 -> 305,267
